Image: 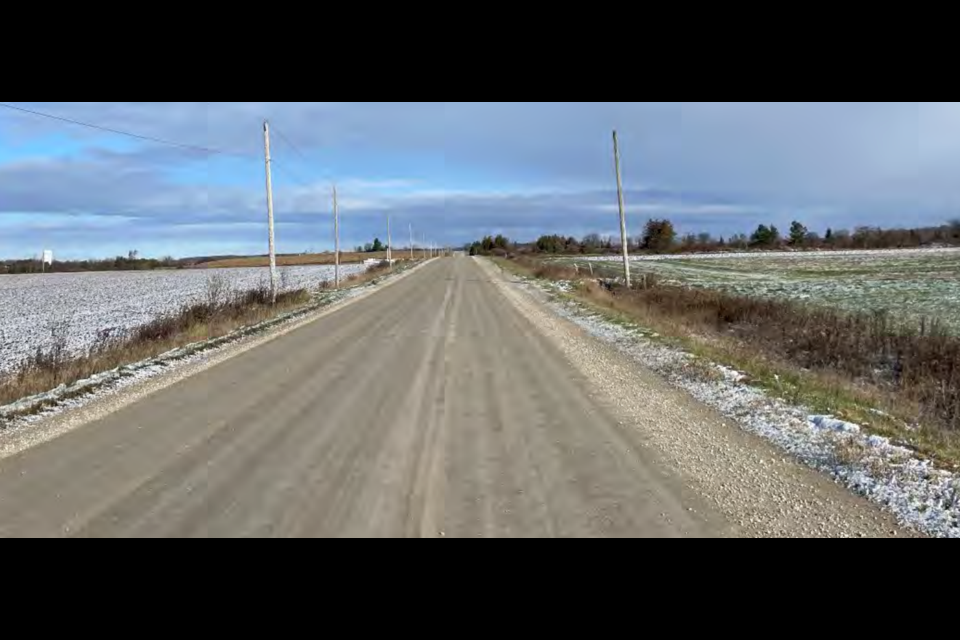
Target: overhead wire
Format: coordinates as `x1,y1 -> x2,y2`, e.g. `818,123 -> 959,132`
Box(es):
2,102 -> 332,243
1,102 -> 323,187
0,102 -> 260,159
269,122 -> 314,169
269,160 -> 317,190
0,103 -> 418,259
265,121 -> 325,190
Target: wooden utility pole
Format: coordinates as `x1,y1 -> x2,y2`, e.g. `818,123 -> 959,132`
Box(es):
264,121 -> 279,304
333,185 -> 341,289
387,214 -> 392,265
409,224 -> 415,261
613,130 -> 631,288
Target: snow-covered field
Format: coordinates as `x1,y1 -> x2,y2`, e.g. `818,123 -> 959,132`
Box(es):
0,265 -> 364,375
582,248 -> 960,333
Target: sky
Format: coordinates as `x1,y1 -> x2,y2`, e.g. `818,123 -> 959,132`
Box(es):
1,101 -> 959,259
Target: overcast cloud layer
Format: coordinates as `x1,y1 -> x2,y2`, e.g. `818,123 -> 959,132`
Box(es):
1,102 -> 958,259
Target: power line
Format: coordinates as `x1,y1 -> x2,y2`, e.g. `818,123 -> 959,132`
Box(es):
267,123 -> 323,188
0,102 -> 257,158
257,119 -> 325,190
3,103 -> 324,208
269,122 -> 314,168
270,160 -> 317,190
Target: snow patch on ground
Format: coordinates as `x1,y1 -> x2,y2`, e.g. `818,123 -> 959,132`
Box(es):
810,416 -> 862,435
543,280 -> 575,294
522,279 -> 960,539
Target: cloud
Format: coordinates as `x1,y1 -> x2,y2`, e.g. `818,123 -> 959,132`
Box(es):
3,102 -> 960,258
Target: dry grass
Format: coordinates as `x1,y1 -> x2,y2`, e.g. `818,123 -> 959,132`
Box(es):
0,284 -> 310,411
502,256 -> 960,468
200,252 -> 414,269
339,259 -> 395,286
0,259 -> 412,420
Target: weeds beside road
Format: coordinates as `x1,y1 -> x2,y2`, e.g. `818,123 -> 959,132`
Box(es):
0,260 -> 410,415
501,256 -> 960,469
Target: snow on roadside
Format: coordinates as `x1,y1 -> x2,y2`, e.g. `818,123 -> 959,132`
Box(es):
521,279 -> 960,539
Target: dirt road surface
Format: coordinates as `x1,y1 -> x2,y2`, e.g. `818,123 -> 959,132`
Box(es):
0,258 -> 908,538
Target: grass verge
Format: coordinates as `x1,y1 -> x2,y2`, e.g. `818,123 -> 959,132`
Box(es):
495,256 -> 960,470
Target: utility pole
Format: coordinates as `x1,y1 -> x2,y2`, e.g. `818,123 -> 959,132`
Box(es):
613,130 -> 631,288
263,121 -> 279,304
333,185 -> 341,289
409,223 -> 415,261
387,214 -> 392,265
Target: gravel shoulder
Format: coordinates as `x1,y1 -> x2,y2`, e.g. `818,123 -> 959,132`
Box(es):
478,258 -> 913,538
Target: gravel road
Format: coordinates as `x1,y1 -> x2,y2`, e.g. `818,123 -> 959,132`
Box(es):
0,257 -> 909,537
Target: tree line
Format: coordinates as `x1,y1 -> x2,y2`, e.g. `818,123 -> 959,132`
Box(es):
467,235 -> 511,256
354,238 -> 389,254
1,255 -> 182,274
468,220 -> 960,257
2,238 -> 403,275
641,219 -> 960,254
